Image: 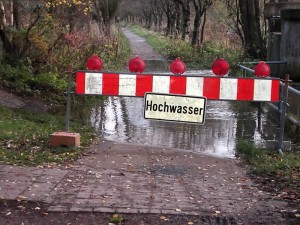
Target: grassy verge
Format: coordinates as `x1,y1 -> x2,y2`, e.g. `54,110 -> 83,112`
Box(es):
0,26 -> 132,167
0,106 -> 95,166
127,24 -> 245,70
236,140 -> 300,201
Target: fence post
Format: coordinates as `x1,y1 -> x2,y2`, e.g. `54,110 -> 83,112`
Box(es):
65,65 -> 73,132
278,74 -> 289,153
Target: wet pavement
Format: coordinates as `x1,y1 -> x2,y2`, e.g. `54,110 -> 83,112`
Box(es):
0,140 -> 292,224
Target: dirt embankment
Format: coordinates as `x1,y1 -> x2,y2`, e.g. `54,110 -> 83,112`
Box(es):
0,88 -> 50,113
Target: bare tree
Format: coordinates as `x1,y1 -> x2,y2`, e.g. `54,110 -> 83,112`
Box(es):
159,0 -> 177,36
91,0 -> 120,35
239,0 -> 266,58
191,0 -> 212,45
223,0 -> 267,59
172,0 -> 192,40
149,0 -> 164,31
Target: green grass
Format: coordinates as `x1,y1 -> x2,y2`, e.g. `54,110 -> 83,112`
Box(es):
236,140 -> 300,181
0,24 -> 134,167
0,106 -> 95,166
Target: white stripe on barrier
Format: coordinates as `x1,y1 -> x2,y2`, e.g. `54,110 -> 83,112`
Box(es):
119,74 -> 136,96
153,75 -> 170,93
220,78 -> 238,100
85,72 -> 102,95
186,77 -> 204,96
254,79 -> 272,101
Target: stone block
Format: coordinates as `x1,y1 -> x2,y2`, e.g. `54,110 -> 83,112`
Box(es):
50,131 -> 80,147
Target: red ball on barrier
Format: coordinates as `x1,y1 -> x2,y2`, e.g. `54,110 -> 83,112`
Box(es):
128,56 -> 146,73
211,58 -> 229,76
170,58 -> 186,75
254,61 -> 270,77
86,54 -> 103,71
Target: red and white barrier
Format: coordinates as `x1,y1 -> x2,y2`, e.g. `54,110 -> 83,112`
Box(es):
76,72 -> 280,102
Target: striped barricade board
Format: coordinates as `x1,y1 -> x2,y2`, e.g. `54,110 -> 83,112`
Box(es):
75,71 -> 280,102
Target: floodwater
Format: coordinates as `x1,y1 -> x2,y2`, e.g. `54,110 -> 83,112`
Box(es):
88,60 -> 281,158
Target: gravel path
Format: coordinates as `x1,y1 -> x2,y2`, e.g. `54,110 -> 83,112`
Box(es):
122,28 -> 164,60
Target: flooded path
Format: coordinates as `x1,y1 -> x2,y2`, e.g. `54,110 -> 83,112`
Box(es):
90,97 -> 279,158
89,28 -> 281,158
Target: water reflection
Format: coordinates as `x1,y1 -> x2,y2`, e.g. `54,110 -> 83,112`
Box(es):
90,97 -> 280,158
88,61 -> 282,158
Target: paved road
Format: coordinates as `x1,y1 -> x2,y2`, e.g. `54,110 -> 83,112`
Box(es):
0,140 -> 292,224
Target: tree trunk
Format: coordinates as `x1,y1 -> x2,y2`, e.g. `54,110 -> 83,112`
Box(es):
173,0 -> 191,40
9,0 -> 13,26
191,0 -> 212,45
181,1 -> 190,40
13,0 -> 20,29
239,0 -> 266,59
175,8 -> 181,37
0,0 -> 6,26
199,9 -> 207,44
0,0 -> 12,53
191,1 -> 200,46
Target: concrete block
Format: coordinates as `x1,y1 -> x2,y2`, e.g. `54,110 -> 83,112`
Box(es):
50,131 -> 80,147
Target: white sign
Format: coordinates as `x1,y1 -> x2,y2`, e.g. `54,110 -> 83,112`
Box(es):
144,93 -> 207,124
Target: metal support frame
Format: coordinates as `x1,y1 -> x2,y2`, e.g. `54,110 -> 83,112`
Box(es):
238,62 -> 294,153
278,74 -> 289,153
65,65 -> 73,132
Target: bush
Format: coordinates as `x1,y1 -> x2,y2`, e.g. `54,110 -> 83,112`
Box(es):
32,72 -> 67,93
0,61 -> 35,95
0,60 -> 67,102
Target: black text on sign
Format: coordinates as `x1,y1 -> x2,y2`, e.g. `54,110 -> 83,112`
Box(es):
144,93 -> 207,124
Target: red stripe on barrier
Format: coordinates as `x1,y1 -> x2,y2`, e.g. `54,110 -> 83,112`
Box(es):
237,79 -> 254,101
170,76 -> 187,94
75,71 -> 280,102
203,77 -> 220,99
136,75 -> 153,96
76,72 -> 86,94
271,79 -> 280,102
102,73 -> 119,95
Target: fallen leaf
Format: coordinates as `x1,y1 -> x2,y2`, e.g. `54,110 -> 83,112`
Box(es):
113,214 -> 119,218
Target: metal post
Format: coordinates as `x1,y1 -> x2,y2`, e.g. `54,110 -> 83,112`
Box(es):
257,102 -> 262,132
65,65 -> 73,132
278,74 -> 289,153
278,86 -> 283,124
